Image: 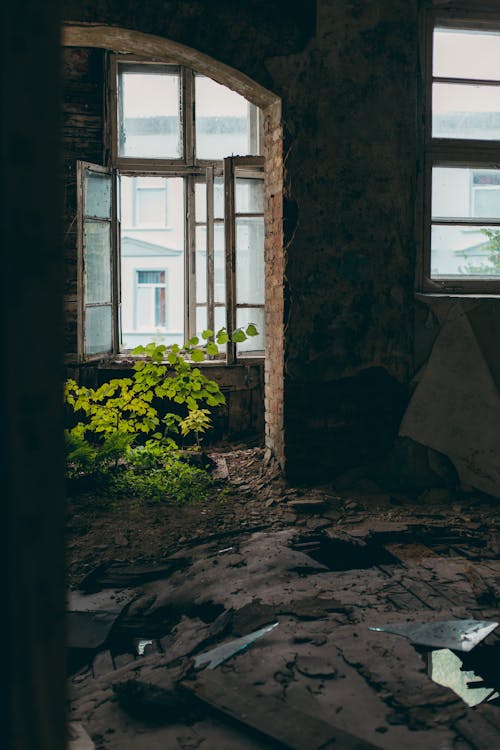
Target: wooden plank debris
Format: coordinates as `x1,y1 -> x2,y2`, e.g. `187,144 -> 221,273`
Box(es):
181,670 -> 382,750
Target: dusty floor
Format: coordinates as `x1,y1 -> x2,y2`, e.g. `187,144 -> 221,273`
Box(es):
67,446 -> 500,749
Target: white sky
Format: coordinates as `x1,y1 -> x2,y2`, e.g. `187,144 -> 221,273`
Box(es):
434,29 -> 500,113
123,71 -> 247,119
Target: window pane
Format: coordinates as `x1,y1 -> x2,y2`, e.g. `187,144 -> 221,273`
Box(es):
434,29 -> 500,81
137,270 -> 165,284
120,177 -> 184,349
431,224 -> 500,277
84,221 -> 111,304
196,225 -> 207,304
155,286 -> 166,326
196,306 -> 207,339
195,182 -> 207,223
85,305 -> 112,355
236,307 -> 265,353
214,223 -> 225,303
236,178 -> 264,213
432,167 -> 500,219
236,217 -> 264,304
433,83 -> 500,140
118,67 -> 181,159
136,176 -> 164,188
133,282 -> 167,329
214,177 -> 224,219
85,170 -> 111,219
214,305 -> 226,331
215,305 -> 226,351
195,75 -> 253,159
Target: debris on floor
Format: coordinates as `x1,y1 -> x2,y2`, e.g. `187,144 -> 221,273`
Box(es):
193,622 -> 279,670
369,619 -> 499,652
66,445 -> 500,749
428,647 -> 500,707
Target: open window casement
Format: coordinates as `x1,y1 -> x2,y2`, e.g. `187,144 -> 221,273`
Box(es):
191,167 -> 226,353
76,158 -> 265,363
77,161 -> 118,360
77,161 -> 120,360
224,156 -> 265,362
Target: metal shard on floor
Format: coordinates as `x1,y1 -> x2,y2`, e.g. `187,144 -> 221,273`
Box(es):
194,621 -> 279,669
369,619 -> 498,652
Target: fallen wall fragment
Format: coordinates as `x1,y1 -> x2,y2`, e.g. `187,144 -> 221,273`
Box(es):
400,302 -> 500,499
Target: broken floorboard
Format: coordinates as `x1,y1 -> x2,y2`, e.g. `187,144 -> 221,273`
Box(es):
182,669 -> 383,750
67,492 -> 500,749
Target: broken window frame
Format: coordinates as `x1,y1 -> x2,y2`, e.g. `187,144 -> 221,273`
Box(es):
77,161 -> 120,361
421,11 -> 500,294
77,55 -> 265,362
224,156 -> 266,363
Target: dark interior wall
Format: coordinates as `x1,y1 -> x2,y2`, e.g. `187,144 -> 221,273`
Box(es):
273,1 -> 419,478
2,2 -> 66,749
63,46 -> 105,356
62,0 -> 421,476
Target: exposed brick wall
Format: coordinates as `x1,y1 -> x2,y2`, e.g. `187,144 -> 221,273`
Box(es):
62,46 -> 105,358
263,101 -> 285,467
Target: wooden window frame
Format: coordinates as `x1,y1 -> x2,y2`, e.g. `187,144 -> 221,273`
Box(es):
77,161 -> 120,361
421,8 -> 500,294
224,156 -> 265,363
78,55 -> 265,362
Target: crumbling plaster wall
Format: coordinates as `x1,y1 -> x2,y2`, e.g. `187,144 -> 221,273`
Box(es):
63,1 -> 499,492
268,1 -> 420,479
62,0 -> 421,478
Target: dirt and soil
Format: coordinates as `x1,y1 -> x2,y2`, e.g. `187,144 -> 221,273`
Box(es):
66,443 -> 292,588
66,441 -> 500,590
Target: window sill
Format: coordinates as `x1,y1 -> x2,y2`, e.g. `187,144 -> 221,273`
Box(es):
96,354 -> 264,369
416,292 -> 500,301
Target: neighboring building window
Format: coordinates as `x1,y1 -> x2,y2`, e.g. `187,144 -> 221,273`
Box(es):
424,20 -> 500,291
78,59 -> 264,359
132,177 -> 168,228
135,270 -> 167,330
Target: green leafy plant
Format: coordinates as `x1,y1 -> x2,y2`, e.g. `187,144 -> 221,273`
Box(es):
179,409 -> 212,448
127,439 -> 180,471
64,324 -> 259,502
107,460 -> 213,504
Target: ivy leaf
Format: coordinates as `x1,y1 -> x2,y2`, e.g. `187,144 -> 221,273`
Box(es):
206,342 -> 219,355
216,328 -> 229,344
232,328 -> 247,343
201,329 -> 214,340
188,336 -> 200,346
245,323 -> 258,337
191,348 -> 205,362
